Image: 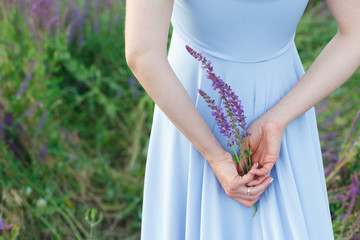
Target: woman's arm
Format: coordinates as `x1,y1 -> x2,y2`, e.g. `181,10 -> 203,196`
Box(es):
266,0 -> 360,127
125,0 -> 272,207
250,0 -> 360,176
125,0 -> 224,163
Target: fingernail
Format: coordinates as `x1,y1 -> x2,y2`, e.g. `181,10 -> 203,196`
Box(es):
269,178 -> 274,184
256,163 -> 259,168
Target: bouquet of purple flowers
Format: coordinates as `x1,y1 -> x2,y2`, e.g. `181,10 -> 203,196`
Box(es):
186,45 -> 258,215
186,45 -> 253,174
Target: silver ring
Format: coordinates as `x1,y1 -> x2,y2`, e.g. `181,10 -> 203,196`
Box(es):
247,187 -> 251,196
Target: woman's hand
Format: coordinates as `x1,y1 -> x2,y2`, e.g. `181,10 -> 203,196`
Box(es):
246,117 -> 286,178
208,151 -> 273,208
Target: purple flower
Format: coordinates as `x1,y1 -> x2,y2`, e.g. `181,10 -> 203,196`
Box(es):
16,72 -> 34,98
346,172 -> 359,215
334,194 -> 345,202
129,76 -> 140,100
324,163 -> 334,176
39,138 -> 48,164
320,131 -> 339,141
186,44 -> 257,214
198,89 -> 233,146
338,171 -> 359,218
22,102 -> 43,118
0,218 -> 13,231
347,110 -> 360,140
94,19 -> 100,34
0,103 -> 4,139
186,45 -> 250,147
37,111 -> 47,129
315,98 -> 329,116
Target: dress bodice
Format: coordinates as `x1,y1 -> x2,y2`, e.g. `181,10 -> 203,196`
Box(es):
171,0 -> 309,62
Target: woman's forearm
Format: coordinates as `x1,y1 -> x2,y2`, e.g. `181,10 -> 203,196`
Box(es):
263,32 -> 360,127
125,0 -> 228,163
127,53 -> 227,163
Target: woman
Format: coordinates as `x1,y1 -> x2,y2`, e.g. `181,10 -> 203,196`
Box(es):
125,0 -> 360,239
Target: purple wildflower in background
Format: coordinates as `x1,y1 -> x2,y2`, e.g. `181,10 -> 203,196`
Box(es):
320,131 -> 339,142
37,111 -> 47,129
115,16 -> 122,25
4,112 -> 14,126
324,163 -> 334,176
94,0 -> 100,33
0,218 -> 13,230
336,171 -> 359,221
39,138 -> 48,164
346,172 -> 359,215
0,103 -> 4,139
315,98 -> 329,116
77,34 -> 84,46
346,110 -> 360,141
22,102 -> 43,118
68,4 -> 81,44
129,76 -> 140,100
16,72 -> 34,98
94,19 -> 100,34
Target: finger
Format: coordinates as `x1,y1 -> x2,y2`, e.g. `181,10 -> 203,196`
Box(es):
228,177 -> 273,200
234,195 -> 261,208
239,162 -> 259,184
246,175 -> 267,186
225,172 -> 255,196
241,177 -> 273,197
247,177 -> 273,197
249,162 -> 274,176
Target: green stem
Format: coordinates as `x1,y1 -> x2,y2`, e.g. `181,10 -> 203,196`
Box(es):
244,137 -> 252,171
237,143 -> 249,172
253,202 -> 258,216
232,144 -> 244,175
90,225 -> 94,240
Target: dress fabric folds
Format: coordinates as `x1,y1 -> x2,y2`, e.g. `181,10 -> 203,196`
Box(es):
140,0 -> 335,239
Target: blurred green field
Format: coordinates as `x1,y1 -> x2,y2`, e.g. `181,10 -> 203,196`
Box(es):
0,1 -> 359,239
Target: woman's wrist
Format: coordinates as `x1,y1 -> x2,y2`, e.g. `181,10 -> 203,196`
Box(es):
259,106 -> 289,132
202,145 -> 231,166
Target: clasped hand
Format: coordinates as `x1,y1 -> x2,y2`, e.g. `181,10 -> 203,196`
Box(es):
208,117 -> 285,208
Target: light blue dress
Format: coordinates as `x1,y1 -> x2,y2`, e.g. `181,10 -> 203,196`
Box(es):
141,0 -> 335,239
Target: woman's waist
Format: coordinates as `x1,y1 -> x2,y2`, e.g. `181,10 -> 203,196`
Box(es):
170,27 -> 297,64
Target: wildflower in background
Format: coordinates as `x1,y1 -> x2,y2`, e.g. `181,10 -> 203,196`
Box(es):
0,218 -> 13,230
129,76 -> 140,100
324,163 -> 334,176
336,171 -> 359,221
37,111 -> 47,130
22,101 -> 43,118
16,72 -> 34,98
347,110 -> 360,141
346,172 -> 359,216
94,0 -> 100,33
39,138 -> 48,164
0,103 -> 5,140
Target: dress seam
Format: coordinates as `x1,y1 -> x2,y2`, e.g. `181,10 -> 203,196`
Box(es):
171,27 -> 296,64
